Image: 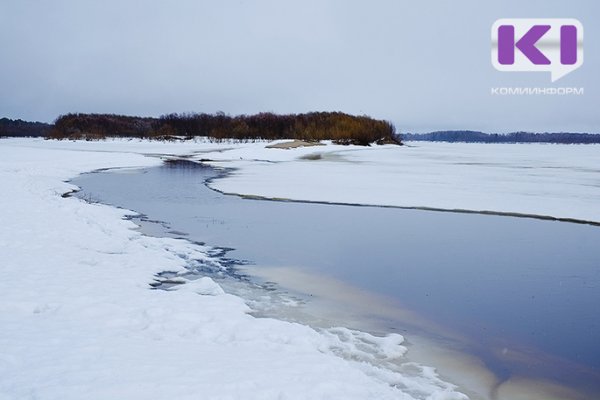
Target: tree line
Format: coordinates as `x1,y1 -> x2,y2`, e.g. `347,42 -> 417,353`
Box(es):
49,112 -> 399,145
403,131 -> 600,144
0,118 -> 52,137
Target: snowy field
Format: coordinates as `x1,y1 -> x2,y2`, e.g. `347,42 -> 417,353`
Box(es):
1,137 -> 598,400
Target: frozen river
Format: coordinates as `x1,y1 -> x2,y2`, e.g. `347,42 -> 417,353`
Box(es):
72,160 -> 600,399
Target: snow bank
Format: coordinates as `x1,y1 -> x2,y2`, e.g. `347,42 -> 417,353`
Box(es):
200,141 -> 600,224
0,138 -> 467,400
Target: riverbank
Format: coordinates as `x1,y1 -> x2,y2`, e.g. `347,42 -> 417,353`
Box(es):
0,138 -> 466,400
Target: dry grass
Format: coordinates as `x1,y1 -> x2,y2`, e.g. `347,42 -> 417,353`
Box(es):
265,140 -> 325,149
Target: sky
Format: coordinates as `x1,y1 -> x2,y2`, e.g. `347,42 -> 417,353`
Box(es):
1,0 -> 598,133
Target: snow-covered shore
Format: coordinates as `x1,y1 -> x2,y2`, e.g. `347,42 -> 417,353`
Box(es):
0,138 -> 467,400
199,140 -> 600,225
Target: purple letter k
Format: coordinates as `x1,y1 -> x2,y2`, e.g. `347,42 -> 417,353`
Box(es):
498,25 -> 551,65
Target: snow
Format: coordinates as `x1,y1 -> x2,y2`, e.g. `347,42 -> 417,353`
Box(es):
200,140 -> 600,224
0,138 -> 468,400
178,276 -> 226,296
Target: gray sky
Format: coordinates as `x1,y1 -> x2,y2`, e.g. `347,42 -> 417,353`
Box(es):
1,0 -> 598,132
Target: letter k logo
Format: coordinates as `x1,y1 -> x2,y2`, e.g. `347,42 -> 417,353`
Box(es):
498,25 -> 551,65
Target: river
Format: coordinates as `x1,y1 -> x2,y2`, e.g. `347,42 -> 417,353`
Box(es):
71,160 -> 600,399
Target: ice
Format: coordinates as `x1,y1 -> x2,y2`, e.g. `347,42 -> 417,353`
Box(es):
323,327 -> 407,361
200,141 -> 600,224
176,277 -> 226,296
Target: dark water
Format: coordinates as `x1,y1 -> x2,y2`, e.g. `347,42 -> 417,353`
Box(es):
71,161 -> 600,396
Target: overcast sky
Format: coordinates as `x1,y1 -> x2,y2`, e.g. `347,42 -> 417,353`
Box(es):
1,0 -> 598,132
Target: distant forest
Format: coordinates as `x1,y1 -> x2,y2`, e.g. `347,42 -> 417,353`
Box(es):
48,112 -> 399,145
0,118 -> 52,137
5,115 -> 599,145
403,131 -> 600,144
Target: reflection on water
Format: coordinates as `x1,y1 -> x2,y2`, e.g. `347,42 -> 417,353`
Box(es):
71,160 -> 600,399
